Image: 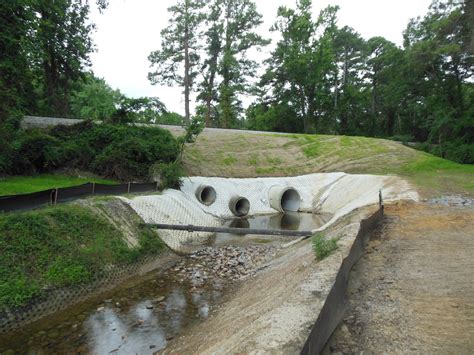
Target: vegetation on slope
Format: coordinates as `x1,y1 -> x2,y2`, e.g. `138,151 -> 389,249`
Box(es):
182,130 -> 474,196
0,121 -> 180,182
0,203 -> 163,309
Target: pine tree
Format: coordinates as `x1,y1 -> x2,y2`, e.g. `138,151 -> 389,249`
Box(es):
148,0 -> 206,124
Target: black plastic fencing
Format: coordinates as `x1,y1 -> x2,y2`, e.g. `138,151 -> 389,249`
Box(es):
0,182 -> 158,213
300,207 -> 383,354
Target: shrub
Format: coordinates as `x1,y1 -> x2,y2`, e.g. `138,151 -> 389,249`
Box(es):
14,130 -> 62,174
151,161 -> 184,189
312,233 -> 338,260
1,122 -> 180,181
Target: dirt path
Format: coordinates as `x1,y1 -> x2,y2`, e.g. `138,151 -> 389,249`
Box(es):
325,202 -> 474,353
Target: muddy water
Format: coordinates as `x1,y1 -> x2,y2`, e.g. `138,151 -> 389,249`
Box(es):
0,212 -> 329,354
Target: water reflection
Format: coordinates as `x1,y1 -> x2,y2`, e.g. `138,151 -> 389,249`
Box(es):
86,305 -> 167,354
208,212 -> 332,246
0,274 -> 222,354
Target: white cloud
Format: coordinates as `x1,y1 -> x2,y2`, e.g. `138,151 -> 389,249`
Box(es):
89,0 -> 432,115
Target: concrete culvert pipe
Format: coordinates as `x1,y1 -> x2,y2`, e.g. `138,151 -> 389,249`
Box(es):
268,186 -> 301,212
195,185 -> 217,206
229,196 -> 250,217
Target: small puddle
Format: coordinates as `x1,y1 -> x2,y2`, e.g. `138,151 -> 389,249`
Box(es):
0,212 -> 330,354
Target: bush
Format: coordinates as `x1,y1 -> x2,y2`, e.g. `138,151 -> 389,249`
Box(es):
312,233 -> 338,260
14,131 -> 63,173
151,161 -> 184,189
0,122 -> 180,181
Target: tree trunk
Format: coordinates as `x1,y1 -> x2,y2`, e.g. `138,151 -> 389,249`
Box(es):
205,61 -> 217,127
386,110 -> 395,136
183,0 -> 191,125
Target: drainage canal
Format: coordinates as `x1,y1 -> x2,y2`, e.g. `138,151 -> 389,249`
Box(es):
0,212 -> 330,354
208,212 -> 332,247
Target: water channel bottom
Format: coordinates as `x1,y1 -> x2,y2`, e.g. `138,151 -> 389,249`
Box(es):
0,212 -> 328,354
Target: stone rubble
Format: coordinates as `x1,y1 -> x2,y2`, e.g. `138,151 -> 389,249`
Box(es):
170,245 -> 276,283
427,195 -> 473,207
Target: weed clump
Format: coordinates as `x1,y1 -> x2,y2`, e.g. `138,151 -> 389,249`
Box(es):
312,233 -> 338,260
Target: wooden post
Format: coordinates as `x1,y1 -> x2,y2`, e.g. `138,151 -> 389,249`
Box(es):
92,182 -> 96,195
54,188 -> 58,205
127,182 -> 131,194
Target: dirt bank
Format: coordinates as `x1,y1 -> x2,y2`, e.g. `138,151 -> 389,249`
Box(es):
324,202 -> 474,353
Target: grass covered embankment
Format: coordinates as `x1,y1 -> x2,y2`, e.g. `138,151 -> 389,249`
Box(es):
0,202 -> 163,309
0,174 -> 116,196
181,130 -> 474,197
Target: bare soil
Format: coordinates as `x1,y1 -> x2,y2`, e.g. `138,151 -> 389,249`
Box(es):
324,202 -> 474,353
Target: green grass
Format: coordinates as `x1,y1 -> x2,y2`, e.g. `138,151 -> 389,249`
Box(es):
312,233 -> 338,260
248,154 -> 258,166
223,155 -> 237,166
0,204 -> 163,308
185,131 -> 473,196
396,153 -> 474,193
0,174 -> 116,196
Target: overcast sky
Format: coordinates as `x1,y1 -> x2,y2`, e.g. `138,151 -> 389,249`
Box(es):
89,0 -> 432,114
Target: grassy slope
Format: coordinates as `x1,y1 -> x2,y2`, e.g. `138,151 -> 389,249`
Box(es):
0,203 -> 163,309
183,131 -> 473,197
0,174 -> 116,196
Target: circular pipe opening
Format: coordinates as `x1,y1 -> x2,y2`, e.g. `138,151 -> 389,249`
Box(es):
229,196 -> 250,217
269,186 -> 301,212
195,185 -> 217,206
281,188 -> 301,212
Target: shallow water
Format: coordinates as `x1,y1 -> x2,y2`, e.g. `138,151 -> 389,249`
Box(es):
208,212 -> 332,246
0,212 -> 329,354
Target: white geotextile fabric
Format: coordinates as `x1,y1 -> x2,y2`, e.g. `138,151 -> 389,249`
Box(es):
180,173 -> 346,218
122,173 -> 418,252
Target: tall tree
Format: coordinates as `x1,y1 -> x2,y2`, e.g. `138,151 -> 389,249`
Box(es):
70,73 -> 122,121
217,0 -> 269,128
365,37 -> 405,136
402,0 -> 473,147
0,0 -> 35,127
148,0 -> 206,124
263,1 -> 337,133
331,26 -> 367,134
32,0 -> 95,116
198,1 -> 223,127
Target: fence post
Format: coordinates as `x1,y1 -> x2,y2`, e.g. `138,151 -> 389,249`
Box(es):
379,189 -> 384,214
54,188 -> 59,205
92,182 -> 96,195
127,182 -> 131,194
